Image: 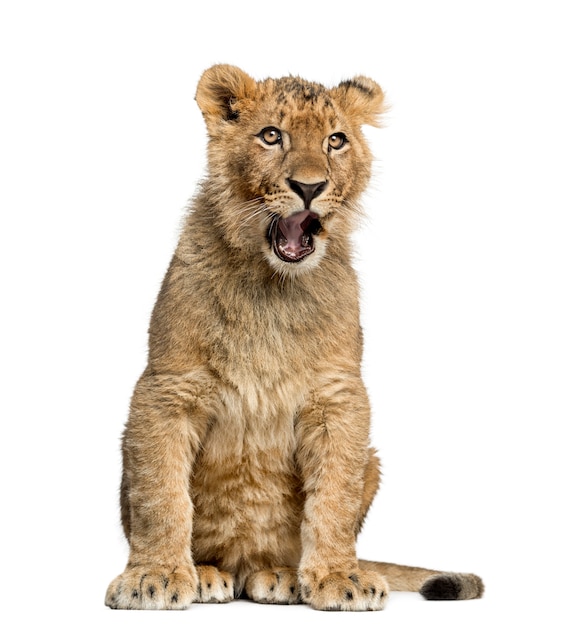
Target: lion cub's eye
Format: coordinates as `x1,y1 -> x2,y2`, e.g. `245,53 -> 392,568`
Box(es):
258,127 -> 283,146
328,132 -> 347,151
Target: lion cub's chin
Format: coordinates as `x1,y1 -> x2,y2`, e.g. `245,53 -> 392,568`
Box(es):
264,239 -> 327,278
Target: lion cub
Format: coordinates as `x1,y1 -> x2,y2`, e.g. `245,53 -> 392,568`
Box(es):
105,64 -> 483,611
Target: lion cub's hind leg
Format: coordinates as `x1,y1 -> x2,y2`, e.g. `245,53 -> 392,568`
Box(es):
245,568 -> 301,605
196,565 -> 235,603
300,570 -> 389,611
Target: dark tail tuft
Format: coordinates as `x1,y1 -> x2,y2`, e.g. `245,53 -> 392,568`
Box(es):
420,573 -> 484,601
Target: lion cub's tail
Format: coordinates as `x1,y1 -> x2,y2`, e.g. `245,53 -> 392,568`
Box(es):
359,559 -> 484,600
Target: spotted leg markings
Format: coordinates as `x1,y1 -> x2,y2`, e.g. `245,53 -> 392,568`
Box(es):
105,565 -> 198,609
195,565 -> 235,603
245,568 -> 301,604
299,569 -> 389,611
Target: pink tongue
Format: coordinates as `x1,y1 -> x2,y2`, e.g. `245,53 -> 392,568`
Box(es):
278,210 -> 314,246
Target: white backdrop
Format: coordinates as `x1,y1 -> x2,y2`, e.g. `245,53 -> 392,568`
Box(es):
1,1 -> 575,624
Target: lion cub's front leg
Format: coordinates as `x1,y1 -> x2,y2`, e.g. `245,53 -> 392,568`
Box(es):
105,565 -> 197,610
105,373 -> 231,609
295,379 -> 389,611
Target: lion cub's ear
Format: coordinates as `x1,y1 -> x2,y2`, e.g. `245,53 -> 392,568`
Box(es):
196,64 -> 257,130
331,76 -> 387,127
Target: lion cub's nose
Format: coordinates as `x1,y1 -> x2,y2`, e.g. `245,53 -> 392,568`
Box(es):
287,179 -> 327,210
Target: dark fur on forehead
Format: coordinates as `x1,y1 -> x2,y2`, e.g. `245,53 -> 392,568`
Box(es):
269,78 -> 338,127
270,76 -> 326,102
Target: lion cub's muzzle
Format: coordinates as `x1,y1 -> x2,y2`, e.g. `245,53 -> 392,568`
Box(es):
268,179 -> 326,263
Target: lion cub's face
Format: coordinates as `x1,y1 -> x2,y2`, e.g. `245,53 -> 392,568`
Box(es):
195,66 -> 385,276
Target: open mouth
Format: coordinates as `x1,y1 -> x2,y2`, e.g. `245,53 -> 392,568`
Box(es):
268,210 -> 322,263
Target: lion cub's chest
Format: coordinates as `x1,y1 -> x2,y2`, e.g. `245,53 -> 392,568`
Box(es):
192,273 -> 317,522
190,379 -> 305,567
205,283 -> 317,405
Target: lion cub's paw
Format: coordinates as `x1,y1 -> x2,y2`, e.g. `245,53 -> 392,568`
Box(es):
196,565 -> 234,603
105,564 -> 198,610
300,569 -> 389,611
245,568 -> 301,604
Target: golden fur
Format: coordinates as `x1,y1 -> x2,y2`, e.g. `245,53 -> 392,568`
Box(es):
105,65 -> 483,611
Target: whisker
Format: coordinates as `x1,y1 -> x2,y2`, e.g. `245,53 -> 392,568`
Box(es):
232,199 -> 263,217
238,204 -> 269,229
234,197 -> 264,211
230,198 -> 272,230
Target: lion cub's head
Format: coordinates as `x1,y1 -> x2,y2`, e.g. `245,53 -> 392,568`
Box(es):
195,65 -> 385,276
